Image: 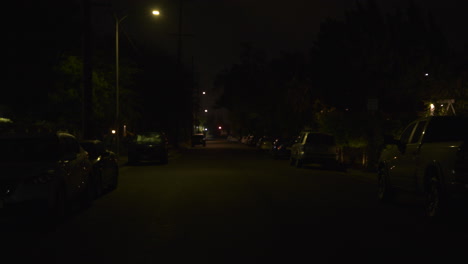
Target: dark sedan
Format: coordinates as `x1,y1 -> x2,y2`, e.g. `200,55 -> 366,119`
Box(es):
127,132 -> 169,165
191,133 -> 206,147
271,137 -> 296,159
80,140 -> 119,198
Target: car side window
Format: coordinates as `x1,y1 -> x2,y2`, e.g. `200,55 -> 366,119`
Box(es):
410,121 -> 427,144
96,142 -> 105,154
68,137 -> 80,153
61,136 -> 80,155
399,123 -> 417,144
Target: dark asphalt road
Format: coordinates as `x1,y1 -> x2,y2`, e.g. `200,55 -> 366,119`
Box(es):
3,140 -> 468,263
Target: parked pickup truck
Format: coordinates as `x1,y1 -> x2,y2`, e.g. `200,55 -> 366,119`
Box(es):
378,116 -> 468,217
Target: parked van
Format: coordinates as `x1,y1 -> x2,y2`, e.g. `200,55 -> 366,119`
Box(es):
289,131 -> 339,169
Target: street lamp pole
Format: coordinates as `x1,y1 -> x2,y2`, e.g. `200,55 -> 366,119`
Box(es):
114,11 -> 160,156
115,14 -> 128,157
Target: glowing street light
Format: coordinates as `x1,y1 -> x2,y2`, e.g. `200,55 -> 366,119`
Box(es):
115,10 -> 161,156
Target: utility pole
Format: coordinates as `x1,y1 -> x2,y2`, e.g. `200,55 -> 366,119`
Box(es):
174,0 -> 183,147
115,14 -> 128,157
192,56 -> 199,134
82,0 -> 93,139
173,0 -> 195,146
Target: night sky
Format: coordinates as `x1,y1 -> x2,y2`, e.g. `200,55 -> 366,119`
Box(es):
4,0 -> 468,117
110,0 -> 468,108
10,0 -> 467,97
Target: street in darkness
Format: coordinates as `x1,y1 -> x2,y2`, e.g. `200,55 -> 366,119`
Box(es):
3,140 -> 468,263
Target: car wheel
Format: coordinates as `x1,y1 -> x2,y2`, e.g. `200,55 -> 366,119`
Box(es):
425,173 -> 445,218
92,172 -> 103,199
81,175 -> 94,209
295,158 -> 303,168
110,165 -> 119,191
377,168 -> 393,203
161,154 -> 169,164
289,156 -> 296,166
50,184 -> 67,225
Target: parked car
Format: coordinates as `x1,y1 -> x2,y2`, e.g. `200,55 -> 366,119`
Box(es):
257,136 -> 274,151
378,116 -> 468,217
191,133 -> 206,147
240,135 -> 250,144
80,140 -> 119,198
271,137 -> 296,159
0,129 -> 93,222
289,131 -> 339,169
227,135 -> 240,142
247,135 -> 260,147
127,131 -> 169,164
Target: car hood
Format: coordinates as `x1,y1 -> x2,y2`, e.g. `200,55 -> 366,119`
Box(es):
131,143 -> 165,148
0,162 -> 57,181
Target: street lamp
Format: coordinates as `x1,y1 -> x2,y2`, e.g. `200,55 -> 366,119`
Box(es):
114,10 -> 161,156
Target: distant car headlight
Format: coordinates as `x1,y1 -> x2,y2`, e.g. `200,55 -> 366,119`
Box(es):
31,169 -> 56,185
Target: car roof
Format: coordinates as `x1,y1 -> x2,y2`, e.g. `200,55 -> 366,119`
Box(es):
0,124 -> 79,140
81,139 -> 102,144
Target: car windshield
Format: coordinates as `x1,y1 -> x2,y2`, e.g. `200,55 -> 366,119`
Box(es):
81,142 -> 94,151
424,117 -> 468,142
81,142 -> 103,158
135,133 -> 163,144
0,137 -> 59,162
